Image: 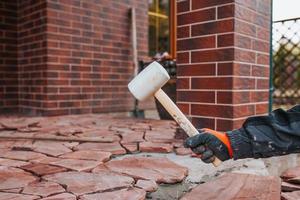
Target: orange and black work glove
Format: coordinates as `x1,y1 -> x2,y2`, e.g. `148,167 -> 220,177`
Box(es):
184,128 -> 234,163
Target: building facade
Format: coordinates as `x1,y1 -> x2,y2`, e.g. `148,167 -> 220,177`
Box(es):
1,0 -> 271,131
1,0 -> 149,115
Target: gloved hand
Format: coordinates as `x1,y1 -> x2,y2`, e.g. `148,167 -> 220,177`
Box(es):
184,128 -> 233,163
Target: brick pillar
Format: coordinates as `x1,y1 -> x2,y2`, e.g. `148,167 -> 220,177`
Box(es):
176,0 -> 271,131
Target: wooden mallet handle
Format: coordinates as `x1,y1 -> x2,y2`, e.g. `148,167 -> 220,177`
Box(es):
154,88 -> 222,167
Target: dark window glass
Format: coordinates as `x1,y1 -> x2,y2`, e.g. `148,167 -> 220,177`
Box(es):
148,0 -> 170,57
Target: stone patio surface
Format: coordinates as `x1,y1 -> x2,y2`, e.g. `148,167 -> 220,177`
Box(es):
0,114 -> 192,199
1,114 -> 300,200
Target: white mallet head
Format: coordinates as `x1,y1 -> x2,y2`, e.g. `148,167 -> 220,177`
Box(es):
128,61 -> 170,101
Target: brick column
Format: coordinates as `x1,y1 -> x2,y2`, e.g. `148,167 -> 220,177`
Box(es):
176,0 -> 271,131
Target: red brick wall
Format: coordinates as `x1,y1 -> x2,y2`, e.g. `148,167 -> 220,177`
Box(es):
18,0 -> 48,115
0,1 -> 18,113
176,0 -> 271,131
1,0 -> 149,116
39,0 -> 148,116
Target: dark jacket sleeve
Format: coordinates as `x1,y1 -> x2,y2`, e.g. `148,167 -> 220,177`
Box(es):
226,105 -> 300,160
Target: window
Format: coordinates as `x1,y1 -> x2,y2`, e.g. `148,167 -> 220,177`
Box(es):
148,0 -> 176,58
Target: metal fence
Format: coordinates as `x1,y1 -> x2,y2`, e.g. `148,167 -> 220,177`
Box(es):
272,17 -> 300,106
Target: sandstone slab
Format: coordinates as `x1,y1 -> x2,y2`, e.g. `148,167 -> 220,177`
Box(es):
41,193 -> 76,200
92,164 -> 111,173
0,150 -> 47,161
77,129 -> 120,142
80,187 -> 146,200
118,130 -> 144,143
136,179 -> 158,192
0,140 -> 15,149
33,141 -> 72,156
63,142 -> 79,149
0,192 -> 39,200
105,156 -> 188,183
0,117 -> 40,130
22,181 -> 65,197
281,166 -> 300,181
50,158 -> 101,172
31,156 -> 61,165
181,173 -> 280,200
59,150 -> 111,162
0,158 -> 29,167
21,163 -> 67,176
122,143 -> 138,152
75,142 -> 126,155
282,181 -> 300,192
44,171 -> 134,195
139,142 -> 173,153
282,191 -> 300,200
0,166 -> 37,190
145,130 -> 176,143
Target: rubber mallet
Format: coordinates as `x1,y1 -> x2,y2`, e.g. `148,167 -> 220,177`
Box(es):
128,61 -> 221,167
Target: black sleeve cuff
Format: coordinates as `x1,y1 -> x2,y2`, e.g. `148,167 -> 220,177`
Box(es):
226,129 -> 253,160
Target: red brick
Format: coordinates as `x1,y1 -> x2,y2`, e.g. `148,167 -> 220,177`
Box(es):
191,48 -> 234,62
232,118 -> 247,129
235,34 -> 251,49
256,79 -> 269,89
235,19 -> 256,36
177,91 -> 215,103
177,26 -> 190,38
217,91 -> 251,104
177,103 -> 190,114
177,0 -> 190,13
216,119 -> 233,131
177,63 -> 216,76
178,8 -> 215,26
177,52 -> 190,64
178,36 -> 215,51
235,4 -> 255,23
252,40 -> 269,52
235,49 -> 256,63
217,62 -> 251,76
252,65 -> 269,77
217,33 -> 234,47
217,4 -> 235,19
192,19 -> 234,36
257,53 -> 269,65
233,104 -> 255,118
257,27 -> 270,41
191,104 -> 233,118
250,91 -> 269,102
256,103 -> 269,114
192,117 -> 215,130
192,77 -> 232,90
233,77 -> 255,89
177,78 -> 190,89
192,0 -> 234,10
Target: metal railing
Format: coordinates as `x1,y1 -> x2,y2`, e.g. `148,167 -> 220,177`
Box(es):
273,17 -> 300,106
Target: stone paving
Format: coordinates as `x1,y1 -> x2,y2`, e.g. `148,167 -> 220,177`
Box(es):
2,114 -> 300,199
0,114 -> 191,199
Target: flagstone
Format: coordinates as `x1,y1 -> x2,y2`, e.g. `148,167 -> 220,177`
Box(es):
44,171 -> 134,195
59,150 -> 111,162
105,156 -> 188,184
0,166 -> 37,190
